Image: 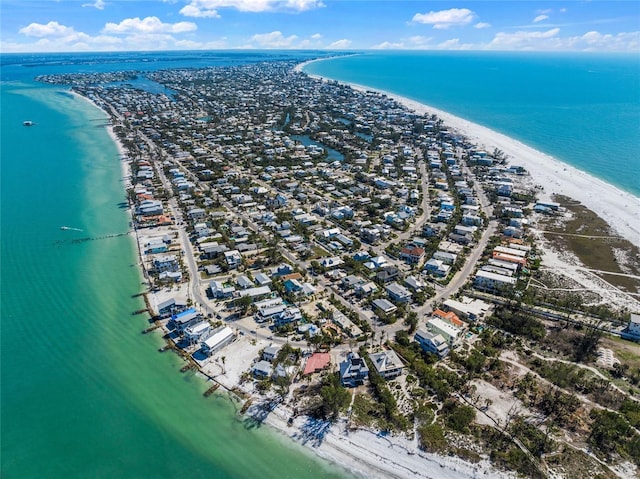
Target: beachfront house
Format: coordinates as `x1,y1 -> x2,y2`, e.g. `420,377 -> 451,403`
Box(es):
339,352 -> 369,387
171,308 -> 200,332
426,318 -> 462,346
414,328 -> 450,358
369,350 -> 404,380
201,326 -> 235,356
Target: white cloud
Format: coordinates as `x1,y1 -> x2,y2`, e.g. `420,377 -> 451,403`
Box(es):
408,35 -> 431,45
103,17 -> 197,34
20,21 -> 76,37
436,38 -> 474,50
250,31 -> 298,47
174,38 -> 228,49
311,33 -> 322,39
474,22 -> 491,29
14,22 -> 124,52
82,0 -> 106,10
411,8 -> 475,29
179,4 -> 220,18
576,30 -> 640,51
490,28 -> 560,49
372,41 -> 404,50
533,15 -> 549,23
327,38 -> 351,49
180,0 -> 323,16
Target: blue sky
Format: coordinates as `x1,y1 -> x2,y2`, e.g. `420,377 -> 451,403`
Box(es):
1,1 -> 638,52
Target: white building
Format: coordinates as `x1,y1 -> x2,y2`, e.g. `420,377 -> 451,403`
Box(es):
622,313 -> 640,342
201,326 -> 235,356
370,349 -> 404,380
415,328 -> 450,358
426,317 -> 462,346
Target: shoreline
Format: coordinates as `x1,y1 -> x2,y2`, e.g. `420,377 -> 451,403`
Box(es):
300,60 -> 640,247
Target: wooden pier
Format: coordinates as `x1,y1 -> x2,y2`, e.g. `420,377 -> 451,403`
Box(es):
203,384 -> 220,397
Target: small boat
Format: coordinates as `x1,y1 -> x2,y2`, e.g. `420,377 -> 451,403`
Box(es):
23,121 -> 33,126
60,226 -> 83,231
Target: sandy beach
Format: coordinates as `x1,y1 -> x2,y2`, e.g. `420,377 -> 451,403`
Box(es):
298,61 -> 640,247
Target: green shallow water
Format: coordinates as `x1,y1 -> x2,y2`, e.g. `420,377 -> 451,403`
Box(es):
0,82 -> 350,479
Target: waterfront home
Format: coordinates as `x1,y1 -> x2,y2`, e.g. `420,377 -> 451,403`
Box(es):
171,308 -> 200,332
415,328 -> 450,358
145,239 -> 168,254
201,326 -> 234,356
492,251 -> 527,267
369,350 -> 404,380
137,199 -> 163,216
339,353 -> 369,387
156,297 -> 187,318
152,254 -> 179,272
184,321 -> 211,344
252,360 -> 273,379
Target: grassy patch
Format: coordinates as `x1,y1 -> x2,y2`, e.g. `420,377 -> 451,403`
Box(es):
310,245 -> 330,260
545,446 -> 617,479
542,196 -> 640,293
417,423 -> 447,453
600,336 -> 640,369
350,393 -> 386,429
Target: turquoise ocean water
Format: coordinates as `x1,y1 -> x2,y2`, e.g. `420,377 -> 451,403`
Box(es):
1,52 -> 348,479
305,52 -> 640,198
